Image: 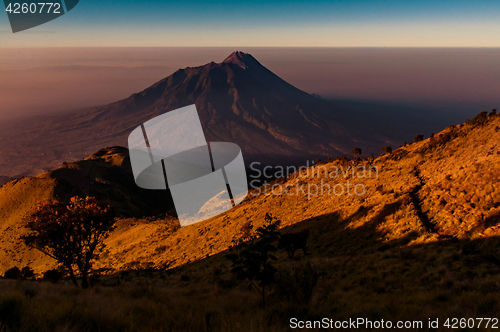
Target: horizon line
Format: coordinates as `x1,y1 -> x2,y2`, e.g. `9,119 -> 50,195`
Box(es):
2,46 -> 500,49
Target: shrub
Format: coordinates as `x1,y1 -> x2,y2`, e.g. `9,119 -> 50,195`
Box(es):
226,213 -> 281,305
21,266 -> 35,279
424,129 -> 460,152
466,111 -> 488,127
155,245 -> 168,253
337,155 -> 349,163
43,269 -> 63,283
240,221 -> 254,242
414,135 -> 424,142
381,146 -> 392,154
4,267 -> 22,279
278,229 -> 310,259
388,148 -> 409,161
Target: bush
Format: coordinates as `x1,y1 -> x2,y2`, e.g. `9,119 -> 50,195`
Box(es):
414,135 -> 424,142
155,245 -> 168,253
239,221 -> 254,243
381,146 -> 392,154
43,269 -> 63,283
337,155 -> 349,163
4,267 -> 22,279
278,229 -> 310,259
424,128 -> 461,152
22,266 -> 35,279
466,111 -> 488,127
226,213 -> 281,305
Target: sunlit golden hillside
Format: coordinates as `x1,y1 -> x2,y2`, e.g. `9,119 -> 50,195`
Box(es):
0,111 -> 499,277
1,110 -> 500,332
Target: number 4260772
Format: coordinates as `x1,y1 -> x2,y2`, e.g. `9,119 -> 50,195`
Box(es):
5,3 -> 62,14
444,318 -> 498,329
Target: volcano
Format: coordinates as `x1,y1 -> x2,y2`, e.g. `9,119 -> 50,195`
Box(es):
0,51 -> 396,177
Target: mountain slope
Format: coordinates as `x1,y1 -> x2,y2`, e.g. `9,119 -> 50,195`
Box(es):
0,147 -> 174,273
0,51 -> 397,178
96,111 -> 499,272
1,111 -> 499,276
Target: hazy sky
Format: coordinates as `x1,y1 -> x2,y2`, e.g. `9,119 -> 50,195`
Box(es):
0,47 -> 498,123
1,0 -> 500,47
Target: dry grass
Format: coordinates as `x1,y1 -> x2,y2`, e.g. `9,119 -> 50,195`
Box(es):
1,112 -> 500,331
2,114 -> 499,276
1,233 -> 500,332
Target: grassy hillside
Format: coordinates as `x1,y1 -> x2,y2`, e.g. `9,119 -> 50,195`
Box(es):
86,111 -> 500,274
0,147 -> 174,274
1,111 -> 499,331
2,112 -> 500,274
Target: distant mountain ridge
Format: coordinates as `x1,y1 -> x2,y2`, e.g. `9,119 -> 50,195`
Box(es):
80,51 -> 388,164
0,51 -> 397,177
